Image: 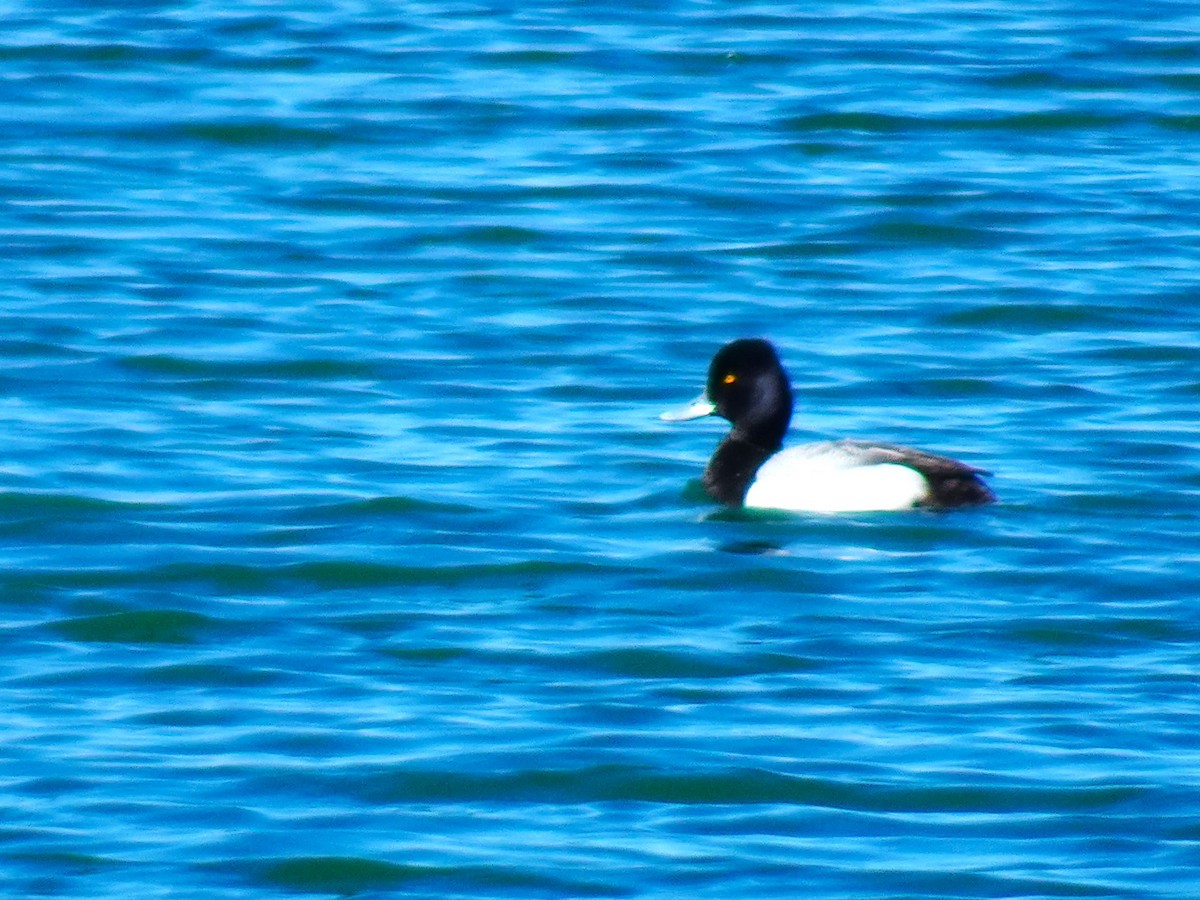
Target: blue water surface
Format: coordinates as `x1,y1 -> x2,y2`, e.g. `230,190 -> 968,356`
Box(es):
3,1 -> 1200,897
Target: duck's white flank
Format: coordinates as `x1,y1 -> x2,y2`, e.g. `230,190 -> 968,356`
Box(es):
744,442 -> 929,513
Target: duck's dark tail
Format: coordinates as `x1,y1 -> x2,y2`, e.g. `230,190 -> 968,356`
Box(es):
922,471 -> 996,509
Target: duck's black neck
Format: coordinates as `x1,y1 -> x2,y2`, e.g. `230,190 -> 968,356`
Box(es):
702,431 -> 780,506
701,355 -> 792,506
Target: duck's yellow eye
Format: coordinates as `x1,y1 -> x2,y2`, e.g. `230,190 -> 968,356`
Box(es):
723,373 -> 737,384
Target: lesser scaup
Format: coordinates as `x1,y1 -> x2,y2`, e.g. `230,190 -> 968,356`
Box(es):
662,338 -> 995,512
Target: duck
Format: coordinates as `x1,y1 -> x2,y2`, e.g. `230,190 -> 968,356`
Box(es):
661,338 -> 995,512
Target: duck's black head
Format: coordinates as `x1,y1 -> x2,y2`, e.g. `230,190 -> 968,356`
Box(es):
706,338 -> 793,451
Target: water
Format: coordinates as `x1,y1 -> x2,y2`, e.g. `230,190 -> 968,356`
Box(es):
4,1 -> 1200,897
